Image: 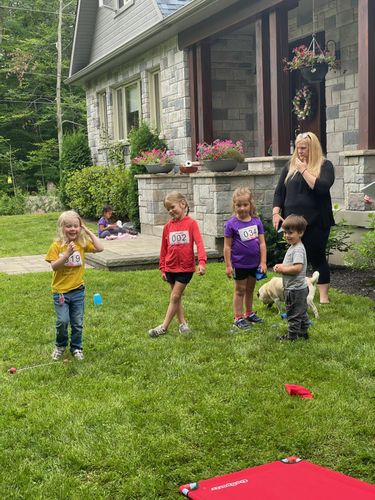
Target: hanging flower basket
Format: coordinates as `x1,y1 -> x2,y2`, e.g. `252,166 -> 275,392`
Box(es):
292,86 -> 314,121
283,41 -> 339,82
300,62 -> 328,83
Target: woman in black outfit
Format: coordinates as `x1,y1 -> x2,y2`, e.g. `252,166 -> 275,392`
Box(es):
272,132 -> 335,303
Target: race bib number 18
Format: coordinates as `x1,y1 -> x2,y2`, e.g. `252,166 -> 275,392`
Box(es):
238,225 -> 258,241
169,230 -> 190,245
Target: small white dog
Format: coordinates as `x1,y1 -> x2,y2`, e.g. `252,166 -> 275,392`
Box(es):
257,271 -> 320,318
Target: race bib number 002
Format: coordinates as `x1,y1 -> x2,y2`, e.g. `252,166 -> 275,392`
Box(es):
238,225 -> 258,241
64,251 -> 82,267
169,230 -> 190,245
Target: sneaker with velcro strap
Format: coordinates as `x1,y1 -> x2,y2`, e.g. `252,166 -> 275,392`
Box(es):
233,318 -> 252,331
245,312 -> 263,323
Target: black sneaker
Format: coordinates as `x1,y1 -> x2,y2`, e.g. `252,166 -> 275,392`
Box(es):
245,312 -> 263,323
298,332 -> 309,340
276,334 -> 297,341
233,318 -> 252,331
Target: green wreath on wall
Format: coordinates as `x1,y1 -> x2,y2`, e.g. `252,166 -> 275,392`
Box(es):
292,85 -> 314,121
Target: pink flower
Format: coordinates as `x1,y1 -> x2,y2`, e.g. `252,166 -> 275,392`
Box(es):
364,195 -> 373,205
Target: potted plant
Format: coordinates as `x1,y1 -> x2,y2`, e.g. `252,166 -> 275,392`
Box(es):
132,148 -> 175,174
196,139 -> 245,172
283,44 -> 339,83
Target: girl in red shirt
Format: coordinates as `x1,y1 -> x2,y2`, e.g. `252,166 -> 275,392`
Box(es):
149,192 -> 206,337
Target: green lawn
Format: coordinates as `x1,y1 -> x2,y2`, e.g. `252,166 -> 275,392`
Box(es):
0,262 -> 374,498
0,213 -> 97,257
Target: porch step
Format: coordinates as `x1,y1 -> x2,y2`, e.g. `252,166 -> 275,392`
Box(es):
85,232 -> 220,271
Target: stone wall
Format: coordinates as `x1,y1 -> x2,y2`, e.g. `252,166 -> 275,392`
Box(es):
210,24 -> 257,157
137,158 -> 286,251
85,36 -> 191,166
288,0 -> 367,210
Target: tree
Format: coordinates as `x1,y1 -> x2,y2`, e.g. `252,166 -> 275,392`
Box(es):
0,0 -> 86,190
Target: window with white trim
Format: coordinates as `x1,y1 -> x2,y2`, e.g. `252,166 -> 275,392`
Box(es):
113,80 -> 141,141
149,70 -> 162,131
116,0 -> 134,14
98,91 -> 108,136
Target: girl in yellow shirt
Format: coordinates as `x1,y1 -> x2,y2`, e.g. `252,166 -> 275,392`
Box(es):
45,211 -> 104,360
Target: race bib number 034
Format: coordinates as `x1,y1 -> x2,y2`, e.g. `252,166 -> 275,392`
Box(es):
238,225 -> 258,241
169,230 -> 190,245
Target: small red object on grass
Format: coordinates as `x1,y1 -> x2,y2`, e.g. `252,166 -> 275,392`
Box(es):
284,384 -> 313,399
8,367 -> 17,374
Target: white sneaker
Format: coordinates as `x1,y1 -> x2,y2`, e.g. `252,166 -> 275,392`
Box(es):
148,325 -> 167,338
179,323 -> 191,334
52,346 -> 66,361
72,349 -> 84,360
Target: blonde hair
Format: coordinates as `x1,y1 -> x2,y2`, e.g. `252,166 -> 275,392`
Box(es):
232,186 -> 257,217
164,191 -> 190,215
286,131 -> 325,183
55,210 -> 90,246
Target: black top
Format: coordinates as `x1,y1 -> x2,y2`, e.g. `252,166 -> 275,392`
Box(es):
273,159 -> 335,228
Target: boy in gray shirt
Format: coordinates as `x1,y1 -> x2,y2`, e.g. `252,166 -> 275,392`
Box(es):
273,215 -> 310,341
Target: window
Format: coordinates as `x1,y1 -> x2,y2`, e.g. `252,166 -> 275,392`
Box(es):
113,80 -> 141,141
116,0 -> 134,14
98,91 -> 108,136
149,70 -> 162,131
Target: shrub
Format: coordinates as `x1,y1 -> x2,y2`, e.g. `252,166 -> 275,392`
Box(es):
0,191 -> 26,215
64,165 -> 130,219
60,131 -> 92,205
345,213 -> 375,270
127,123 -> 168,227
60,131 -> 92,173
262,217 -> 287,266
326,206 -> 353,259
128,122 -> 167,159
126,164 -> 146,228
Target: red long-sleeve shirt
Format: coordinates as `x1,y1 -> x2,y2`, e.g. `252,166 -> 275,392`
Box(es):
159,216 -> 207,273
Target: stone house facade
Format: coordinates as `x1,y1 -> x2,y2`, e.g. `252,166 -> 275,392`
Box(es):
68,0 -> 374,254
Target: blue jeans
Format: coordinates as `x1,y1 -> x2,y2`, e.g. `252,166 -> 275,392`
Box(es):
53,286 -> 85,351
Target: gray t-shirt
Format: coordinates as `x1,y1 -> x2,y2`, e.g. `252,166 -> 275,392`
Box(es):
282,242 -> 307,290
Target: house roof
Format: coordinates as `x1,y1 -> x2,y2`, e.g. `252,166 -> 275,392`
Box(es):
157,0 -> 193,17
67,0 -> 264,84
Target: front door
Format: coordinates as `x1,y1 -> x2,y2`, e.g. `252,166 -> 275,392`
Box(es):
289,32 -> 327,153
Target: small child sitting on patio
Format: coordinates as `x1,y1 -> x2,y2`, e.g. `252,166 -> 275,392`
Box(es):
98,205 -> 123,239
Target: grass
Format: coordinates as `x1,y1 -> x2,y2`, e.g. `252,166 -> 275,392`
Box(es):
0,213 -> 97,257
0,260 -> 374,498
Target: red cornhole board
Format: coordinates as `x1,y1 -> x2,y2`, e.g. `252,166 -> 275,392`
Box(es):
179,458 -> 375,499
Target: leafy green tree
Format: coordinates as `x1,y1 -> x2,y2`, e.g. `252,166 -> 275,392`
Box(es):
0,0 -> 86,190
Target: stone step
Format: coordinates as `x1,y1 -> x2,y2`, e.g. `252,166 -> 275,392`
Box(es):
85,232 -> 220,271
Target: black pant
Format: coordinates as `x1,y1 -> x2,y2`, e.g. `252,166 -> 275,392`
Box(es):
285,287 -> 309,339
302,224 -> 331,284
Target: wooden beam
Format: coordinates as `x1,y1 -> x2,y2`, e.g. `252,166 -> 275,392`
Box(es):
255,14 -> 272,156
358,0 -> 375,149
188,47 -> 198,158
196,41 -> 213,144
269,7 -> 290,156
178,0 -> 297,50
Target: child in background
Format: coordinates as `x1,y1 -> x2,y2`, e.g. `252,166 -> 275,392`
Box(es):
45,211 -> 104,360
98,205 -> 122,238
224,187 -> 267,331
273,214 -> 310,341
149,192 -> 206,338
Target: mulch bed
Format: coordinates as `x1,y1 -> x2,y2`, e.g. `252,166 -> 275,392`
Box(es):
330,266 -> 375,301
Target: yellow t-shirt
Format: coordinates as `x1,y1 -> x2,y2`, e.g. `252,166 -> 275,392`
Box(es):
45,240 -> 95,293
